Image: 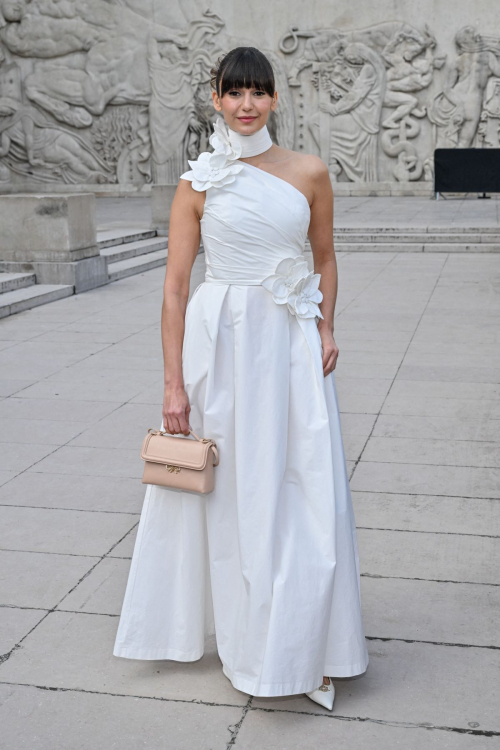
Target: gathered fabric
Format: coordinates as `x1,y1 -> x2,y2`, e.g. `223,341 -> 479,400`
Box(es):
113,134 -> 369,697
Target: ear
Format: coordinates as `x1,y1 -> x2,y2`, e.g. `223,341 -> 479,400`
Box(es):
212,89 -> 222,112
270,91 -> 278,112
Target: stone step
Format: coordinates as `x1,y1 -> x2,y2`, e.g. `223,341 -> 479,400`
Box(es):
334,242 -> 500,253
334,226 -> 500,235
0,272 -> 36,293
0,284 -> 74,319
334,233 -> 500,244
97,229 -> 157,250
107,248 -> 168,282
101,237 -> 168,263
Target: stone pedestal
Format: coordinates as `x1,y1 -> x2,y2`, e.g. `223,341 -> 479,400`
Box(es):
0,194 -> 107,292
151,185 -> 177,236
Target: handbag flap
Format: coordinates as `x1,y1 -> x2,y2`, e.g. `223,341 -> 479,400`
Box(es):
141,433 -> 212,470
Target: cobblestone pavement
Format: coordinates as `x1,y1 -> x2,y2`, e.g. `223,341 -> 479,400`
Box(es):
0,230 -> 499,746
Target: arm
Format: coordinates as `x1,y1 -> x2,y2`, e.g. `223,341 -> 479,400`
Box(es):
307,157 -> 339,376
161,180 -> 205,434
20,115 -> 41,166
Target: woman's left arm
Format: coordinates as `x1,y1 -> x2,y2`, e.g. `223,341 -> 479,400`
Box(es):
307,157 -> 339,376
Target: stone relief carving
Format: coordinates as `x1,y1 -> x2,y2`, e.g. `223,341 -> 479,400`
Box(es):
0,43 -> 113,183
280,22 -> 445,183
0,8 -> 500,191
428,27 -> 500,148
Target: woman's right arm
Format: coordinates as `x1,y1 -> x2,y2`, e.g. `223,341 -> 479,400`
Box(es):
161,180 -> 205,435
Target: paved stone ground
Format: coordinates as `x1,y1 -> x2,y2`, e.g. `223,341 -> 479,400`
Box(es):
95,194 -> 500,232
0,198 -> 499,747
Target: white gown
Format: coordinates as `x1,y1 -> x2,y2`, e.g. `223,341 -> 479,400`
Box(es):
113,150 -> 369,697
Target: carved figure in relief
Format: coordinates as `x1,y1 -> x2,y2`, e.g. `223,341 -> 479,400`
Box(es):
479,77 -> 500,147
429,27 -> 500,147
0,0 -> 188,127
381,28 -> 444,128
0,44 -> 113,182
280,22 -> 439,183
310,42 -> 385,182
146,18 -> 220,183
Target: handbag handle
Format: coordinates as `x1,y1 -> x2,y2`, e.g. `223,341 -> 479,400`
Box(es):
148,427 -> 219,466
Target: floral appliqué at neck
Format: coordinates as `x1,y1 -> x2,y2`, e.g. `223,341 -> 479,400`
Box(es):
181,118 -> 243,192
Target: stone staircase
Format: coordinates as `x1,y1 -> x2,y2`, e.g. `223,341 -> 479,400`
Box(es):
332,227 -> 500,252
1,224 -> 499,319
0,229 -> 168,319
98,231 -> 168,282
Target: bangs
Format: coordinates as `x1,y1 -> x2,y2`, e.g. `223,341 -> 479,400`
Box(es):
214,47 -> 275,98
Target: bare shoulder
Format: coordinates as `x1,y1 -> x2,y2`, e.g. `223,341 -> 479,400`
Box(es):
276,147 -> 328,181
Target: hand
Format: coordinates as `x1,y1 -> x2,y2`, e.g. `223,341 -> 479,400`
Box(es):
162,385 -> 191,435
318,328 -> 339,376
319,101 -> 337,116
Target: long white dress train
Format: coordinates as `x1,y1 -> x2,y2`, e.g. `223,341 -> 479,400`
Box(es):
113,151 -> 369,697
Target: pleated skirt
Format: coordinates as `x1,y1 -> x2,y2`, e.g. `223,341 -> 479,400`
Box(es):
113,281 -> 369,696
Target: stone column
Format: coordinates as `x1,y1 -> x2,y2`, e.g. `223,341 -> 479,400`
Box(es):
0,194 -> 107,293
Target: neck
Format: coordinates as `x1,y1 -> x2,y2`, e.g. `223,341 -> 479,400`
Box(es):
226,119 -> 273,158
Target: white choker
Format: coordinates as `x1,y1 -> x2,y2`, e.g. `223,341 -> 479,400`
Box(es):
214,117 -> 273,158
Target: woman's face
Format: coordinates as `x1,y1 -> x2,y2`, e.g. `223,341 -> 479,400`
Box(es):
212,85 -> 277,135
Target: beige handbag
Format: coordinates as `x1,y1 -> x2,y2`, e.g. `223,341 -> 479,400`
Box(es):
140,428 -> 219,494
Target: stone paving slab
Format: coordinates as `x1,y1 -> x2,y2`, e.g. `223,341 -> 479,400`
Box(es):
358,528 -> 500,584
107,527 -> 137,558
235,709 -> 495,749
362,436 -> 500,467
0,612 -> 248,706
0,473 -> 142,514
352,492 -> 500,536
373,414 -> 500,441
361,577 -> 500,647
0,684 -> 241,750
29,446 -> 143,480
0,417 -> 90,446
0,245 -> 498,747
251,641 -> 500,732
0,397 -> 122,423
60,558 -> 129,616
0,608 -> 46,655
67,403 -> 162,449
0,506 -> 136,557
0,550 -> 100,609
351,461 -> 500,499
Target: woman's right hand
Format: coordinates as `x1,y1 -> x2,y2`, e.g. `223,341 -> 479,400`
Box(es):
162,385 -> 191,435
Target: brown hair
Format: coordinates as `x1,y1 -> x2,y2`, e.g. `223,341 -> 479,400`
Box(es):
210,47 -> 275,98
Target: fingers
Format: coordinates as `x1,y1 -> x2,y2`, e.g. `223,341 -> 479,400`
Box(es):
162,405 -> 191,435
323,348 -> 339,376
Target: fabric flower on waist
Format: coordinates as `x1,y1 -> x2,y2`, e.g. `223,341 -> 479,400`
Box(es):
262,256 -> 324,320
181,117 -> 243,192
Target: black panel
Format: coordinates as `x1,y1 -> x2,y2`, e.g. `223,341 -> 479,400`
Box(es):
434,149 -> 500,193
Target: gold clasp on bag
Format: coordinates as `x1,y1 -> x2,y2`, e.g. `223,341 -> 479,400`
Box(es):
166,464 -> 181,473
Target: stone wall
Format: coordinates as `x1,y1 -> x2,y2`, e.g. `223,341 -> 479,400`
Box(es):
1,0 -> 500,195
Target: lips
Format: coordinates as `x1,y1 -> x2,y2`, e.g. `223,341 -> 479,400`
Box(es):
238,117 -> 257,122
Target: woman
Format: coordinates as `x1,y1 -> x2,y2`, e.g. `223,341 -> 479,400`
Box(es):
113,46 -> 369,711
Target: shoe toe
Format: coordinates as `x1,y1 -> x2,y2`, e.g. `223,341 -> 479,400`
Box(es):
306,681 -> 335,710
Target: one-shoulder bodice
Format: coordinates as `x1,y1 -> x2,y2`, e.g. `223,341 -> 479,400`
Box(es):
180,130 -> 322,320
199,162 -> 310,285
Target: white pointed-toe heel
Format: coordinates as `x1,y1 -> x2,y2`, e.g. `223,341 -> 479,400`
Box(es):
306,678 -> 335,710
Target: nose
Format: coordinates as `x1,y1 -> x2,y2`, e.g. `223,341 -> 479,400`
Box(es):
240,91 -> 254,111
